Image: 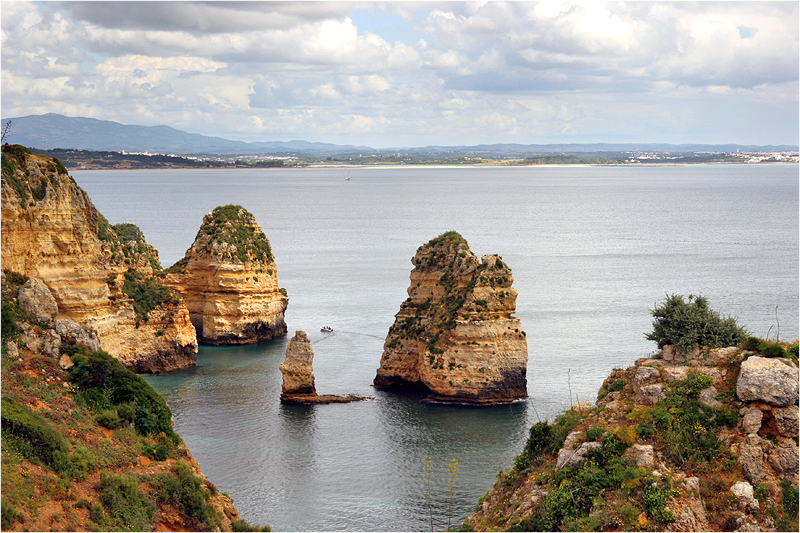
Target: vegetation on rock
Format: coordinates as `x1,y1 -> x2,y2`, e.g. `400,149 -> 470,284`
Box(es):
1,273 -> 268,531
646,294 -> 747,352
121,268 -> 180,325
467,298 -> 798,532
199,204 -> 274,264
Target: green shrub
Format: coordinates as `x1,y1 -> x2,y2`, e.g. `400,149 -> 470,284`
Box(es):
94,409 -> 122,430
1,500 -> 19,530
586,426 -> 605,441
759,343 -> 786,358
96,472 -> 156,531
636,423 -> 655,440
643,482 -> 676,524
1,397 -> 70,474
121,268 -> 179,323
69,349 -> 179,442
154,462 -> 221,531
646,294 -> 747,352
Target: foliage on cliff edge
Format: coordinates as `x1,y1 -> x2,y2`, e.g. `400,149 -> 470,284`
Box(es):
1,271 -> 269,532
466,298 -> 798,532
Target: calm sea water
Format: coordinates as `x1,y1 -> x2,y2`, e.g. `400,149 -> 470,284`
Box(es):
73,165 -> 799,531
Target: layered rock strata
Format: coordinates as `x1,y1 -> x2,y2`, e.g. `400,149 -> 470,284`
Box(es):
280,330 -> 370,404
373,231 -> 528,404
163,205 -> 288,345
1,145 -> 197,371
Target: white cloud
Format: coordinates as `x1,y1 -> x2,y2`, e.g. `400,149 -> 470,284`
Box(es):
1,1 -> 796,147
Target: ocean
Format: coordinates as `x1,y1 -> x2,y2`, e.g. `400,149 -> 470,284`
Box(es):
73,164 -> 799,531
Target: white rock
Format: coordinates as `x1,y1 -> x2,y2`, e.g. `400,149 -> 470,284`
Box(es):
737,356 -> 799,407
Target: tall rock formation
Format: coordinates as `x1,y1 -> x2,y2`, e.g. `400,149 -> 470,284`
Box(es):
279,330 -> 371,404
0,145 -> 197,372
374,231 -> 528,404
280,330 -> 317,401
162,205 -> 288,344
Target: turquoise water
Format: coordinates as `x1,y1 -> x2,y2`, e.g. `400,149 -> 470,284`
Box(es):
73,164 -> 799,531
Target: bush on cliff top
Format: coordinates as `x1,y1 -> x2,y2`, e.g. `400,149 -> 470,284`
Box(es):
68,348 -> 179,443
424,231 -> 469,249
645,294 -> 747,352
201,205 -> 274,264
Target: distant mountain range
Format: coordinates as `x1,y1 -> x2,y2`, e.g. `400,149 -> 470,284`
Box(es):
2,113 -> 797,155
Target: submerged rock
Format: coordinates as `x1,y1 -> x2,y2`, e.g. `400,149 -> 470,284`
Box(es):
373,231 -> 528,404
163,205 -> 288,345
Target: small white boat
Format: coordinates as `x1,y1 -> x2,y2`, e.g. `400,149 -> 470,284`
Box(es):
345,171 -> 351,181
321,325 -> 334,333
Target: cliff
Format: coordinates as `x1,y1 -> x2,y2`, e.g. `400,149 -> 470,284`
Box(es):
374,231 -> 528,404
1,271 -> 268,532
162,205 -> 288,345
0,145 -> 197,372
466,341 -> 799,532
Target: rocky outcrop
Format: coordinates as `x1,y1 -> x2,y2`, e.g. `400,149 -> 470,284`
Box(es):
1,145 -> 197,372
163,205 -> 288,345
468,343 -> 799,532
279,330 -> 369,404
374,232 -> 528,404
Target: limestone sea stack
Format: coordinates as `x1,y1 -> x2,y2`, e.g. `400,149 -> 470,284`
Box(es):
279,331 -> 317,401
374,231 -> 528,404
163,205 -> 288,345
0,145 -> 197,372
280,330 -> 370,404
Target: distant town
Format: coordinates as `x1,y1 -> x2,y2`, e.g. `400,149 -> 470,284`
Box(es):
31,147 -> 800,171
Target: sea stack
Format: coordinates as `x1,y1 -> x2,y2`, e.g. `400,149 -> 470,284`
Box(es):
373,231 -> 528,404
0,145 -> 198,372
279,331 -> 317,401
163,205 -> 288,345
279,330 -> 370,404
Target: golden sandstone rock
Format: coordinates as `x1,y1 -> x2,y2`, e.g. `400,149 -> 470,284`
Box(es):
163,205 -> 288,345
1,146 -> 197,371
374,231 -> 528,404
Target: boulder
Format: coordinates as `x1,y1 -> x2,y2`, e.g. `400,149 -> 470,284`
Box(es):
632,366 -> 661,388
737,434 -> 765,483
736,356 -> 799,407
637,383 -> 666,406
772,405 -> 798,438
662,344 -> 699,364
55,319 -> 102,353
730,481 -> 760,512
768,439 -> 799,477
556,441 -> 601,470
699,386 -> 723,408
739,407 -> 763,435
624,444 -> 655,468
17,277 -> 58,325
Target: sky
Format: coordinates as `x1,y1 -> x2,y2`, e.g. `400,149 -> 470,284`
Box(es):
1,1 -> 798,148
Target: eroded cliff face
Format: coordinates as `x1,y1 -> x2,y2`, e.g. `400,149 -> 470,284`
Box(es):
162,205 -> 288,345
1,145 -> 197,371
374,231 -> 528,404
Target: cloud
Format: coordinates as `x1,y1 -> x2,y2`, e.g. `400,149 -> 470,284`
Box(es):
1,1 -> 797,147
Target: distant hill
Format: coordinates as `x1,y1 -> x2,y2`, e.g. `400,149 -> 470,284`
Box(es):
406,142 -> 799,154
2,114 -> 796,155
1,114 -> 370,155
